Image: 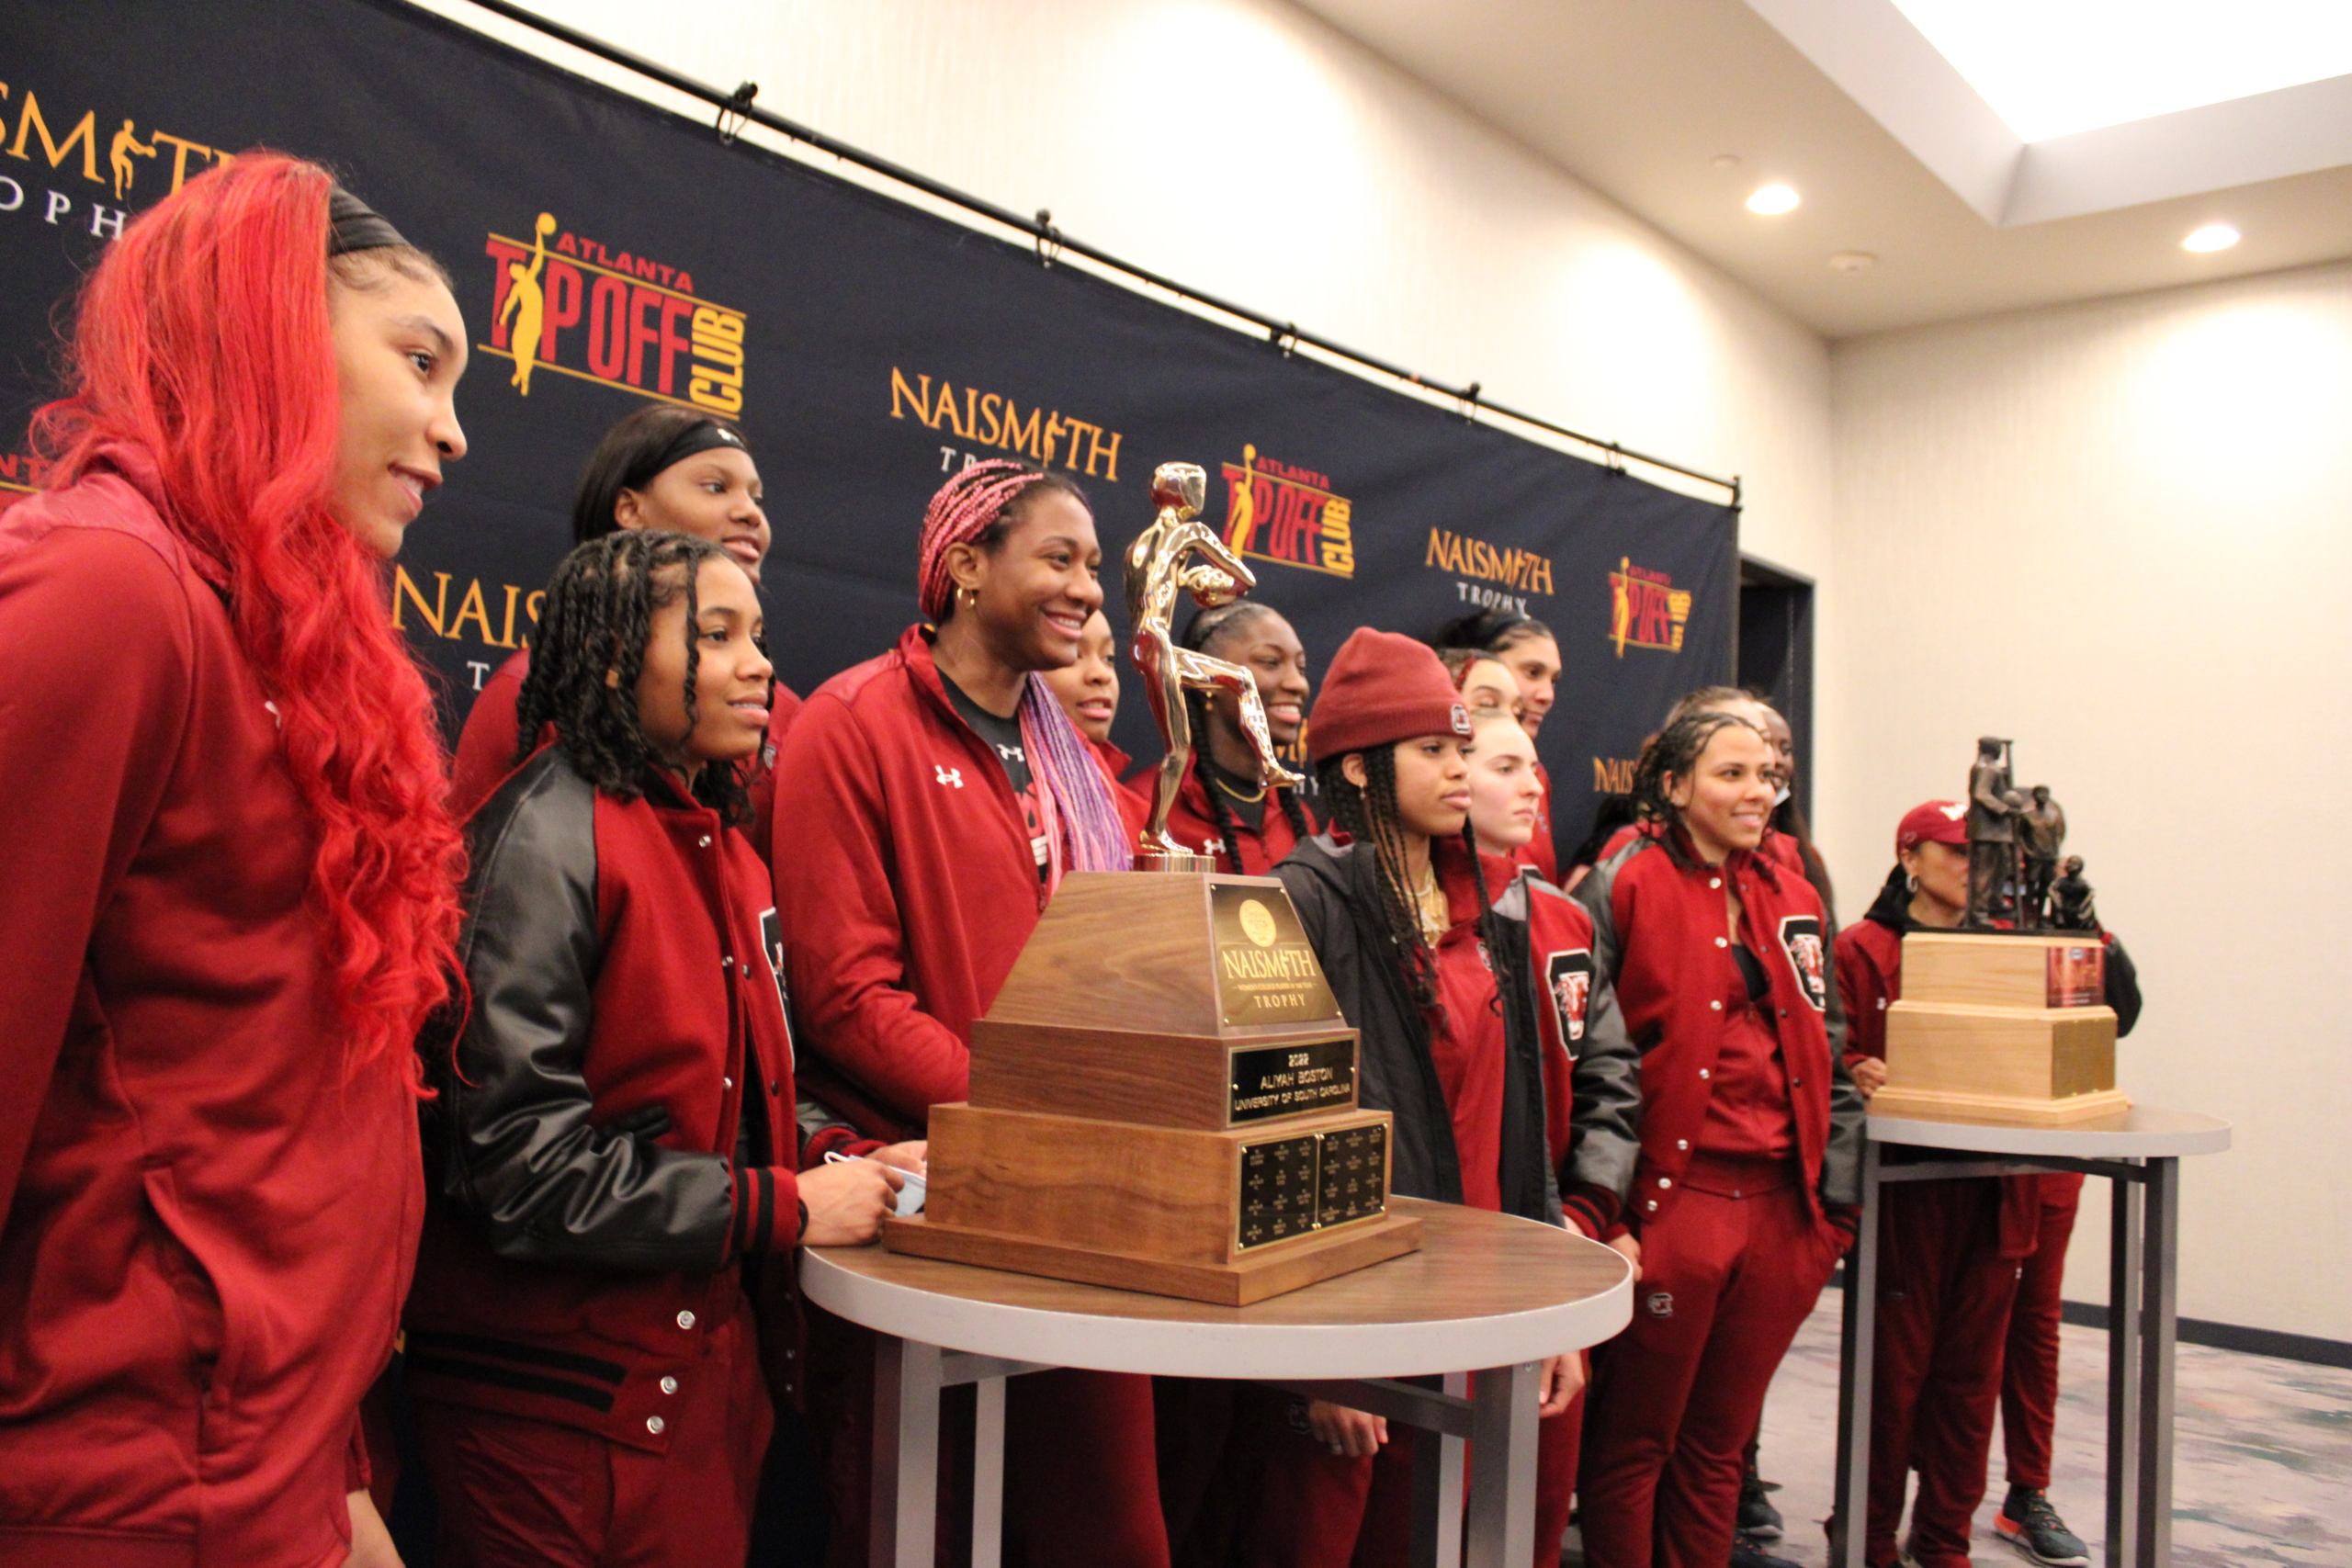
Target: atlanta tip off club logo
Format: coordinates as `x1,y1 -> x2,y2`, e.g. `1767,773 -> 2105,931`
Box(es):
482,212 -> 748,414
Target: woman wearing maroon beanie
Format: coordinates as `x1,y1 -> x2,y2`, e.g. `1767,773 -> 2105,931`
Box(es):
1224,629 -> 1640,1568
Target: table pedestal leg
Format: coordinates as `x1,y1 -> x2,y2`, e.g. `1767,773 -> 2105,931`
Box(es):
2135,1158 -> 2178,1568
1832,1136 -> 1882,1568
1463,1361 -> 1537,1568
871,1335 -> 942,1568
972,1373 -> 1008,1568
2105,1171 -> 2143,1568
1410,1372 -> 1467,1568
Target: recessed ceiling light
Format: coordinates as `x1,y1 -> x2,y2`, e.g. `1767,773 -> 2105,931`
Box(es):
1829,251 -> 1877,273
1713,153 -> 1743,170
1747,185 -> 1800,216
2182,224 -> 2241,253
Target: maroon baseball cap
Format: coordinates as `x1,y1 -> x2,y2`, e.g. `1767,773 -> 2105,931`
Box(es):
1896,800 -> 1968,854
1307,629 -> 1473,764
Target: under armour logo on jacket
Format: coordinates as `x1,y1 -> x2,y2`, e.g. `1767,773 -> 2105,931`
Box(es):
995,743 -> 1024,764
935,765 -> 964,788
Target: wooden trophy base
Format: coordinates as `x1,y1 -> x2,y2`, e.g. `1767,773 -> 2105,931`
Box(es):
887,1100 -> 1415,1304
1880,931 -> 2131,1127
882,1210 -> 1424,1307
1869,1084 -> 2132,1126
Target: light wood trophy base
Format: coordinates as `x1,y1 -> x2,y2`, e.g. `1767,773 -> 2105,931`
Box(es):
1875,931 -> 2132,1126
884,871 -> 1424,1304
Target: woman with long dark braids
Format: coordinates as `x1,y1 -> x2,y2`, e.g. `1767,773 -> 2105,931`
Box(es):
1571,710 -> 1866,1568
1227,630 -> 1640,1568
0,155 -> 467,1564
405,531 -> 911,1568
1151,600 -> 1315,873
770,458 -> 1159,1568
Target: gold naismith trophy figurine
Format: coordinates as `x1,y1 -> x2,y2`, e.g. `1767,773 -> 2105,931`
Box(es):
1126,461 -> 1305,869
882,460 -> 1421,1303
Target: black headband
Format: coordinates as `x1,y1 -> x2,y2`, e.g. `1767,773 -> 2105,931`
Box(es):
326,186 -> 410,256
624,421 -> 750,491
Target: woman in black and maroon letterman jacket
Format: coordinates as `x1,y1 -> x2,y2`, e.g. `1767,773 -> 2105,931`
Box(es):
1219,630 -> 1640,1568
406,533 -> 910,1568
1571,709 -> 1867,1568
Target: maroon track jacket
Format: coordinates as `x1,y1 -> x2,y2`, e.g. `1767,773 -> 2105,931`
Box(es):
0,446 -> 420,1567
770,625 -> 1070,1140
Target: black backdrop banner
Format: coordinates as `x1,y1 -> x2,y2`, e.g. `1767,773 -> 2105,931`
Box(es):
1,0 -> 1736,859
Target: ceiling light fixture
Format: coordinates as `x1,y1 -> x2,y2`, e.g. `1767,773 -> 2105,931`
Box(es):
1747,185 -> 1800,216
2182,224 -> 2241,253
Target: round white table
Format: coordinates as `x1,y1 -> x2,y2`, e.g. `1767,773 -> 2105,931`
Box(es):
1834,1105 -> 2231,1568
803,1195 -> 1631,1568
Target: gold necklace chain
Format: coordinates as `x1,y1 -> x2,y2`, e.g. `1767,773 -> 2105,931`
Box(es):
1412,857 -> 1447,947
1209,765 -> 1268,804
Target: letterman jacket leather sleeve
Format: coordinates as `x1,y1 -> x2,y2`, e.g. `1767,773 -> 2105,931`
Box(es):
442,753 -> 737,1271
1817,970 -> 1867,1213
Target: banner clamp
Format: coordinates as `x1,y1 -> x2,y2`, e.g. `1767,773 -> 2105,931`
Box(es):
716,81 -> 758,145
1034,209 -> 1062,269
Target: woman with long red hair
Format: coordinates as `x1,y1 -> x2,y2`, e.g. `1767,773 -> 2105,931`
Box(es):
0,154 -> 469,1564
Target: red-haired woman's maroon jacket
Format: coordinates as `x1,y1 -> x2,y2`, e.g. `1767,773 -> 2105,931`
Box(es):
1573,829 -> 1866,1235
404,750 -> 864,1445
770,626 -> 1057,1141
0,450 -> 420,1567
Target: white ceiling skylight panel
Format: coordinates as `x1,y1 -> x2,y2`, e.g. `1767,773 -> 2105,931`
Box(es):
1887,0 -> 2352,141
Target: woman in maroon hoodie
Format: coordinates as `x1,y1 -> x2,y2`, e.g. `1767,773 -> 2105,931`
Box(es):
1571,709 -> 1867,1568
0,156 -> 468,1565
770,459 -> 1156,1567
407,531 -> 910,1568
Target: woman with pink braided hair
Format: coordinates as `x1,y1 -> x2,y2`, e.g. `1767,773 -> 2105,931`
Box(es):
771,459 -> 1162,1567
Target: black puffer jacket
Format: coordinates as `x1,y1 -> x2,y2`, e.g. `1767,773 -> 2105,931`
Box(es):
1276,834 -> 1639,1226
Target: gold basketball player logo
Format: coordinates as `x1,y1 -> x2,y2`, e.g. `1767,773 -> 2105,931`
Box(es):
1238,899 -> 1279,947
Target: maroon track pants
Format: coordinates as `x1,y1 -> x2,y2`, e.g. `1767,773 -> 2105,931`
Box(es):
414,1311 -> 772,1568
1864,1179 -> 2023,1568
2002,1171 -> 2085,1491
1228,1379 -> 1581,1568
803,1303 -> 1170,1568
1577,1165 -> 1842,1568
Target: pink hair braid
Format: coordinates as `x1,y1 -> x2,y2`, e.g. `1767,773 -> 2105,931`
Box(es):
915,459 -> 1046,621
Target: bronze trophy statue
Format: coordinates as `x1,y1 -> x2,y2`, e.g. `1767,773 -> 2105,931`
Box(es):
1963,737 -> 2020,930
1125,461 -> 1304,869
2018,784 -> 2067,928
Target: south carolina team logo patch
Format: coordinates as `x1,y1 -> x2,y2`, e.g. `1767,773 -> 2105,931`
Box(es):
1645,1291 -> 1674,1318
1778,915 -> 1827,1013
1544,949 -> 1596,1052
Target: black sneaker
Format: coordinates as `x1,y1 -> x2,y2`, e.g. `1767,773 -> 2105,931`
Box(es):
1996,1486 -> 2090,1567
1729,1530 -> 1801,1568
1737,1468 -> 1785,1540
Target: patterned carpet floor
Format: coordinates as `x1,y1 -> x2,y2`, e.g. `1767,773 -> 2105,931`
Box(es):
1566,1292 -> 2352,1566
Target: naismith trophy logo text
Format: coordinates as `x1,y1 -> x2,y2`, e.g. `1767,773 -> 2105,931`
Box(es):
483,212 -> 748,414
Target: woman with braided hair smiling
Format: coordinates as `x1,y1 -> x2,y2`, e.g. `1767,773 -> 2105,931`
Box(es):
770,458 -> 1160,1568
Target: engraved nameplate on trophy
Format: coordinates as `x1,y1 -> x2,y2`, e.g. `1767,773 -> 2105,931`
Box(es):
1237,1122 -> 1389,1250
1228,1037 -> 1356,1124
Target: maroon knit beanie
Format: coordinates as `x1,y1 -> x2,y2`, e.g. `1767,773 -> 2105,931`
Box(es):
1307,629 -> 1474,764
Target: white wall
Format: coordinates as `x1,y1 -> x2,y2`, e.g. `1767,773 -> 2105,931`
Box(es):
416,0 -> 1833,584
1826,260 -> 2352,1340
